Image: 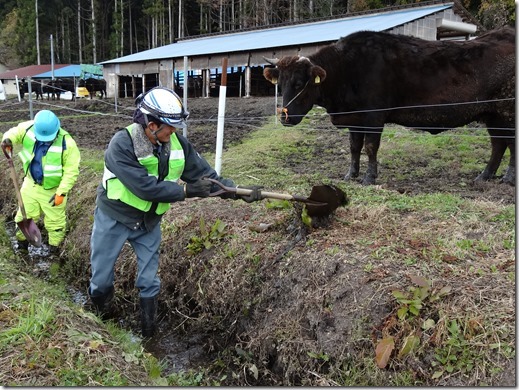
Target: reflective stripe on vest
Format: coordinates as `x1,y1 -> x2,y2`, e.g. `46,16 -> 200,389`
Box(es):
103,126 -> 185,214
18,127 -> 66,189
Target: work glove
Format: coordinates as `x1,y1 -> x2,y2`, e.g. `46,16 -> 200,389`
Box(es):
185,179 -> 212,198
236,186 -> 263,203
49,193 -> 66,207
1,138 -> 13,156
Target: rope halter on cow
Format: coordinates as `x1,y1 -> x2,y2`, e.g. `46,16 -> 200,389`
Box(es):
281,79 -> 311,121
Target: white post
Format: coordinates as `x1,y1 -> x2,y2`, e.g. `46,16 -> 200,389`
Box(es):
275,83 -> 278,125
15,75 -> 21,102
214,58 -> 228,175
183,56 -> 188,138
27,77 -> 34,119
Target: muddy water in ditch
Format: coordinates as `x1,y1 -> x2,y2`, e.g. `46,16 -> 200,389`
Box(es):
5,221 -> 207,374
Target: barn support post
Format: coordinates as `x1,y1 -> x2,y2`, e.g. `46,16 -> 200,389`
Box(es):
214,57 -> 228,175
239,72 -> 242,98
203,69 -> 210,98
142,74 -> 146,93
111,74 -> 118,113
244,66 -> 251,98
132,77 -> 136,98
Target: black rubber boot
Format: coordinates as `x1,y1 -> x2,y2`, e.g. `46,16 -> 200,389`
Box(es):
89,287 -> 114,320
140,296 -> 158,338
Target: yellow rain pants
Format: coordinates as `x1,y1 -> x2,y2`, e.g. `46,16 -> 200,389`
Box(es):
15,179 -> 68,246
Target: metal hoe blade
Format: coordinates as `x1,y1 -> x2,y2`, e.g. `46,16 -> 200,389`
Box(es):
3,147 -> 42,247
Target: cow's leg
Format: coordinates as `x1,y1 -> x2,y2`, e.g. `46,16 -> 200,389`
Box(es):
501,141 -> 515,186
475,134 -> 507,182
345,129 -> 364,181
362,130 -> 382,185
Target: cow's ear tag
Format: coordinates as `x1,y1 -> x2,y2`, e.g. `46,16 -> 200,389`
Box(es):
272,77 -> 278,84
314,75 -> 321,84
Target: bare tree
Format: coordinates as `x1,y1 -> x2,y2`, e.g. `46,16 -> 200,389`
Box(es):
91,0 -> 97,63
78,0 -> 83,63
168,0 -> 173,43
36,0 -> 40,64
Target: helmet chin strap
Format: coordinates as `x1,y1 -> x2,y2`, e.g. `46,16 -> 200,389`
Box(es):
151,125 -> 165,146
144,114 -> 166,146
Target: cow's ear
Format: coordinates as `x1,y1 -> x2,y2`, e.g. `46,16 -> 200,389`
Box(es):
264,68 -> 280,84
311,66 -> 326,84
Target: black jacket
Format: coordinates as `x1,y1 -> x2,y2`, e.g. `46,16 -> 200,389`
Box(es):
96,124 -> 234,231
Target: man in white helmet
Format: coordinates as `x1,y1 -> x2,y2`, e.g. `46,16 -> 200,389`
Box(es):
88,86 -> 261,338
1,109 -> 81,255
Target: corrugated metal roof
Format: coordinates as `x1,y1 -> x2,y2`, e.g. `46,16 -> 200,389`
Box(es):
102,3 -> 451,65
0,64 -> 69,80
33,64 -> 83,79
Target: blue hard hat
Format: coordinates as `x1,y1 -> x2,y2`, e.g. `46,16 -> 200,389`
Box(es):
33,110 -> 60,142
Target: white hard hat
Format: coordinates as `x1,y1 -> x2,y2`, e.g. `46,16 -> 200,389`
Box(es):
136,87 -> 189,128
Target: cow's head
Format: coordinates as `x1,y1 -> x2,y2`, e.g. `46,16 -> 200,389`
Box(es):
264,56 -> 326,126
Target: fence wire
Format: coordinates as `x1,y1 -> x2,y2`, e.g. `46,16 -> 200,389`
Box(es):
0,94 -> 515,139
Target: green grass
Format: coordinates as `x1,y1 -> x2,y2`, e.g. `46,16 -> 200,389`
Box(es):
380,126 -> 508,178
206,117 -> 321,191
0,217 -> 166,386
79,148 -> 105,172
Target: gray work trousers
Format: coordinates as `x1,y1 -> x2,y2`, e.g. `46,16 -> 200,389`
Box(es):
89,207 -> 161,298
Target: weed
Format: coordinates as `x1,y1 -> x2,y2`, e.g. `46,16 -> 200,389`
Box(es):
391,276 -> 451,321
431,318 -> 485,380
186,217 -> 228,255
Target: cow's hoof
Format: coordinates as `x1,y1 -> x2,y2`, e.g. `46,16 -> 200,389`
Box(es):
361,177 -> 376,186
500,176 -> 515,186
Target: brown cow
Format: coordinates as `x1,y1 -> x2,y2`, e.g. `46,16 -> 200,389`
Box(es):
264,27 -> 515,186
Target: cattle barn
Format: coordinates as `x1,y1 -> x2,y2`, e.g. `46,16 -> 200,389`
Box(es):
100,0 -> 480,100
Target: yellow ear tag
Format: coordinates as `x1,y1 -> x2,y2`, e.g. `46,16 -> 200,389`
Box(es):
314,75 -> 321,84
272,77 -> 278,84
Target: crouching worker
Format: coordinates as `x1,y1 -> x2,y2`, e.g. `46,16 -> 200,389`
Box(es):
1,110 -> 80,255
88,86 -> 261,338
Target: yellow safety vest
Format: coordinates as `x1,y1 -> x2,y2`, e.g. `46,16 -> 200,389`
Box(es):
19,127 -> 67,190
103,126 -> 185,214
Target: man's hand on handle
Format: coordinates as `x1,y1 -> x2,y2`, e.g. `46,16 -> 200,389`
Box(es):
236,186 -> 263,203
185,179 -> 212,198
1,138 -> 12,157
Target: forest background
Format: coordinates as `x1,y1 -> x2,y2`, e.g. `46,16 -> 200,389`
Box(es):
0,0 -> 515,70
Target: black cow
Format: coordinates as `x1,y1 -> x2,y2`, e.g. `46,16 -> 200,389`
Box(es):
79,78 -> 106,99
59,78 -> 77,101
263,27 -> 516,186
17,79 -> 43,100
46,78 -> 76,101
41,79 -> 61,100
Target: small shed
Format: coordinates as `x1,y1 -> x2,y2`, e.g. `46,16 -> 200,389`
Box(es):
101,1 -> 479,99
33,64 -> 83,80
0,64 -> 69,95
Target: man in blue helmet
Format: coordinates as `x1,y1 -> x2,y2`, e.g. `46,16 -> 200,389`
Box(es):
1,109 -> 81,255
88,86 -> 261,338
